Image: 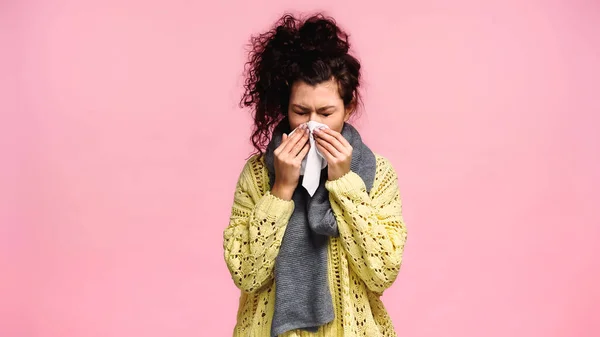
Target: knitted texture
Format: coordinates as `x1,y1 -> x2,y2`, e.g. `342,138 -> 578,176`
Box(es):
223,153 -> 407,337
265,122 -> 377,337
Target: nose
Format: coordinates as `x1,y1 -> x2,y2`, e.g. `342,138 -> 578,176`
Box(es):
309,112 -> 321,122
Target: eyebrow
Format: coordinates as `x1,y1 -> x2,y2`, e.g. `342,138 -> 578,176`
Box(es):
291,104 -> 336,112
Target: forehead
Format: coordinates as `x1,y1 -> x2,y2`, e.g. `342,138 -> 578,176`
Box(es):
289,79 -> 342,105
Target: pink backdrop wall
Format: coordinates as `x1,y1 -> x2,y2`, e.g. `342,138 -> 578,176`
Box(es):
2,0 -> 599,336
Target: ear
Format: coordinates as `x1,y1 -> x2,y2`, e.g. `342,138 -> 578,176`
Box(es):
344,109 -> 352,122
344,97 -> 357,122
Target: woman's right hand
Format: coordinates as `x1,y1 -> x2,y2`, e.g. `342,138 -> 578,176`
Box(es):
271,123 -> 310,200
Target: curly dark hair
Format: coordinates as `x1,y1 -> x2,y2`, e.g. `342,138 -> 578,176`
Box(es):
240,13 -> 363,156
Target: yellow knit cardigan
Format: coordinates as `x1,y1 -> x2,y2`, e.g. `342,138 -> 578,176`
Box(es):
223,153 -> 407,336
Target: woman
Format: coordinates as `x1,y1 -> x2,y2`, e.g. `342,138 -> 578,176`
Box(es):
223,13 -> 408,337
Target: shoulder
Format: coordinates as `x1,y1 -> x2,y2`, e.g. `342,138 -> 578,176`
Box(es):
236,153 -> 269,193
370,153 -> 400,196
373,153 -> 397,177
241,153 -> 267,174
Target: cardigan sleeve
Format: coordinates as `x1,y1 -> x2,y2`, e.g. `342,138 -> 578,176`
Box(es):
325,155 -> 408,293
223,156 -> 294,293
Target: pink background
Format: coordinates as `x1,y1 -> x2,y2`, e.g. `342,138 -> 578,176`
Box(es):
2,0 -> 599,336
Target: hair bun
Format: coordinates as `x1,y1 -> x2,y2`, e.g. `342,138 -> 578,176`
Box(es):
296,16 -> 349,58
241,13 -> 362,155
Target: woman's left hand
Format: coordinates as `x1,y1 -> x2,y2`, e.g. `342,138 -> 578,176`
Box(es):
313,127 -> 353,181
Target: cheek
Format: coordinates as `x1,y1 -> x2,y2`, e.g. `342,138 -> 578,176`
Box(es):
326,116 -> 345,133
321,122 -> 343,133
287,114 -> 304,131
331,124 -> 344,133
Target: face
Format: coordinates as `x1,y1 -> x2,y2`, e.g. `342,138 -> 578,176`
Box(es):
287,78 -> 352,133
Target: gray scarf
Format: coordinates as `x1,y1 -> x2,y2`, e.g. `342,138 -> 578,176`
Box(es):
264,120 -> 377,337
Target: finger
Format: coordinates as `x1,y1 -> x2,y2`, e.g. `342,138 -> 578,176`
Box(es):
315,129 -> 346,154
322,128 -> 352,149
290,130 -> 309,156
274,133 -> 288,155
295,141 -> 310,159
321,128 -> 350,153
282,126 -> 308,154
276,128 -> 300,154
315,138 -> 336,162
316,136 -> 341,158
